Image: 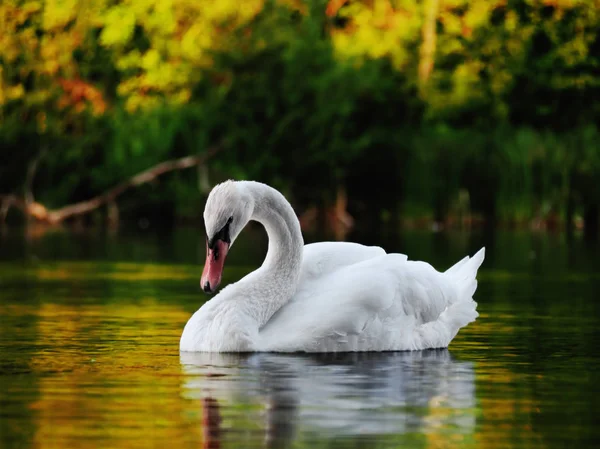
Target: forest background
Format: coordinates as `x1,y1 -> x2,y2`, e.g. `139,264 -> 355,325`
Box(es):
1,0 -> 599,238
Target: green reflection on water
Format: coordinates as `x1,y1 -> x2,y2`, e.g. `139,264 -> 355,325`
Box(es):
0,229 -> 599,449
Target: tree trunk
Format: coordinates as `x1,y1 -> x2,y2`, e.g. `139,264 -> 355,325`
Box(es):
418,0 -> 439,94
329,183 -> 354,240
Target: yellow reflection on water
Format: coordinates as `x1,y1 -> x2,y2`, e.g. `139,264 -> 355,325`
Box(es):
0,261 -> 255,283
0,260 -> 561,449
23,301 -> 202,449
26,262 -> 198,281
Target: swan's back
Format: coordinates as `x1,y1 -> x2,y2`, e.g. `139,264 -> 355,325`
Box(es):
299,242 -> 388,284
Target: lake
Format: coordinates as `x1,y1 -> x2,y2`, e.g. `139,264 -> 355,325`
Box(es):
1,226 -> 599,449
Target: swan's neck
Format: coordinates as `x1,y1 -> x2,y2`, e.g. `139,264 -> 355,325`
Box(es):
239,182 -> 303,328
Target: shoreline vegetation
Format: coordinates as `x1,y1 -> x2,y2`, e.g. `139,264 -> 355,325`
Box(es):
1,1 -> 599,239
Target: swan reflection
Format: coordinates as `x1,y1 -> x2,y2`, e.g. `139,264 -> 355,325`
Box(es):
180,350 -> 475,447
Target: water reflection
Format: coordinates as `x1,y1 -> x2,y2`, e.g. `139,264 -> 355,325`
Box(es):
180,350 -> 476,447
3,229 -> 599,449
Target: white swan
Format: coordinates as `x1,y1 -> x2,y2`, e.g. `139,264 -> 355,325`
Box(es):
180,180 -> 484,353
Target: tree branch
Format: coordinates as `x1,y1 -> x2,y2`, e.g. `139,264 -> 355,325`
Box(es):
0,145 -> 222,225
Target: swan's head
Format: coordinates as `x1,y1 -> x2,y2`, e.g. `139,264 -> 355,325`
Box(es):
201,181 -> 253,293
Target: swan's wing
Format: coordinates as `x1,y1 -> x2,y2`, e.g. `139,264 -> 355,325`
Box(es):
259,254 -> 455,352
299,242 -> 398,283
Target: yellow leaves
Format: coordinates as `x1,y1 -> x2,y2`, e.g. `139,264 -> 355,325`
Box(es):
39,33 -> 80,77
100,6 -> 136,47
103,0 -> 264,111
149,0 -> 176,35
0,0 -> 111,120
438,1 -> 492,40
0,2 -> 39,62
505,10 -> 518,32
1,1 -> 41,26
39,38 -> 61,74
42,0 -> 78,30
8,84 -> 25,100
442,12 -> 462,35
181,24 -> 213,61
172,88 -> 191,104
332,0 -> 421,69
0,79 -> 25,105
556,37 -> 589,67
463,2 -> 492,31
453,61 -> 485,103
116,47 -> 191,111
0,36 -> 21,63
3,0 -> 268,112
203,0 -> 254,22
426,58 -> 488,118
115,50 -> 142,71
141,48 -> 161,70
124,94 -> 157,113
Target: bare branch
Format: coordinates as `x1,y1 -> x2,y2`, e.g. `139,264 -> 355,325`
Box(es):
0,145 -> 222,225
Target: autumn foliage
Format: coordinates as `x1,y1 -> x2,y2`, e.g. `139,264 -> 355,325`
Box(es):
1,0 -> 600,232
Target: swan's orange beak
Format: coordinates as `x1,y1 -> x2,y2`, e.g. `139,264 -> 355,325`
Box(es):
201,239 -> 229,294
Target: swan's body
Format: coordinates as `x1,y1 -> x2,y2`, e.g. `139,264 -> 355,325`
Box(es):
180,180 -> 484,353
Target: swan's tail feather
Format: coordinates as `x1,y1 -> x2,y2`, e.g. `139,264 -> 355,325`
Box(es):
395,248 -> 485,351
444,255 -> 470,276
412,298 -> 479,350
409,248 -> 485,350
446,247 -> 485,301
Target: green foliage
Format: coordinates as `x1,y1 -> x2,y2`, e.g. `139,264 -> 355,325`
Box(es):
1,0 -> 600,227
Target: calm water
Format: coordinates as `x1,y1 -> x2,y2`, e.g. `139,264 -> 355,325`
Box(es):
1,227 -> 599,449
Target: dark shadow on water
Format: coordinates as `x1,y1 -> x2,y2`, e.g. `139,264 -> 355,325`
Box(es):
180,350 -> 475,447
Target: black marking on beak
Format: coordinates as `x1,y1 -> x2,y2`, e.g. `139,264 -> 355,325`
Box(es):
203,281 -> 212,293
207,216 -> 233,249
